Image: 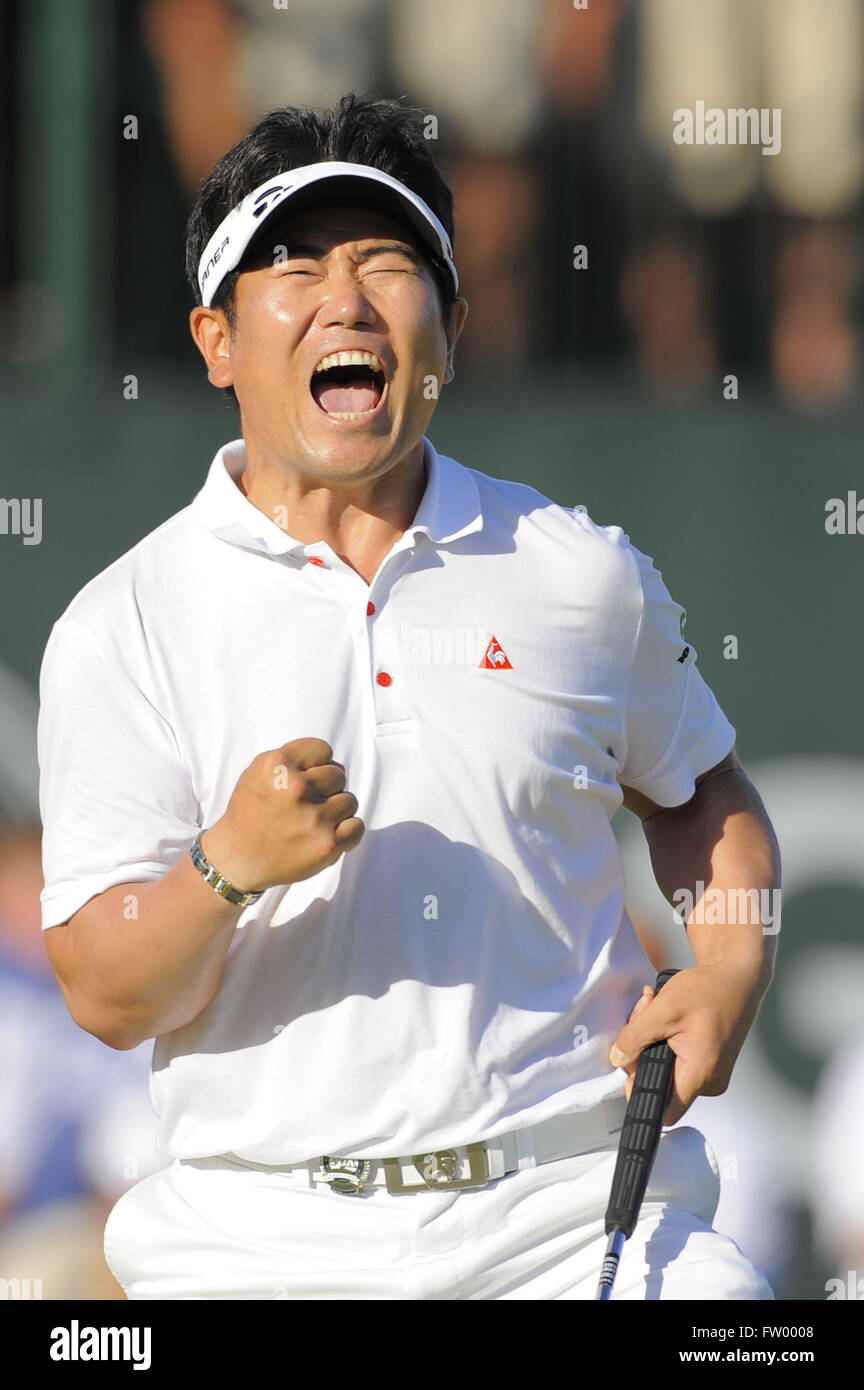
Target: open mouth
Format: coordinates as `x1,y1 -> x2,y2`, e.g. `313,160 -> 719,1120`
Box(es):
310,351 -> 387,420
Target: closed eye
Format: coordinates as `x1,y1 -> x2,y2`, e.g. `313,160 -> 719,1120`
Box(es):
360,246 -> 422,277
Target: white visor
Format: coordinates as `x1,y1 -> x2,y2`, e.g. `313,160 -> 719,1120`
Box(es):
196,160 -> 458,307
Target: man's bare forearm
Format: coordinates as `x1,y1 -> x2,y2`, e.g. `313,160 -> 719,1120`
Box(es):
642,767 -> 781,995
46,839 -> 245,1050
610,768 -> 782,1120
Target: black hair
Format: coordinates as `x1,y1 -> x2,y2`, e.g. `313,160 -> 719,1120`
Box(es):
186,92 -> 458,341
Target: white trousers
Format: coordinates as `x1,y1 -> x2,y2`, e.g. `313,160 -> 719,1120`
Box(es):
103,1124 -> 774,1300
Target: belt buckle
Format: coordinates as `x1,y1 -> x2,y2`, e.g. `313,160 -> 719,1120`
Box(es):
320,1156 -> 373,1195
383,1142 -> 488,1194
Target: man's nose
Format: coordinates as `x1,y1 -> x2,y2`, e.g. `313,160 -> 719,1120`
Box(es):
317,268 -> 377,328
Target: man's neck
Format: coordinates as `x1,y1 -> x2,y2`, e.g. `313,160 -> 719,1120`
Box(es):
236,439 -> 428,586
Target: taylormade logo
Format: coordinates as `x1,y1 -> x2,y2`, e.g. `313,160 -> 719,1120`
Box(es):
673,102 -> 781,156
49,1321 -> 151,1370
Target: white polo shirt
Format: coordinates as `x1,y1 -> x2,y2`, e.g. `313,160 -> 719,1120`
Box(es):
38,436 -> 735,1164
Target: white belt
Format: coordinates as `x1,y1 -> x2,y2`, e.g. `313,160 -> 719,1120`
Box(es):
222,1096 -> 628,1196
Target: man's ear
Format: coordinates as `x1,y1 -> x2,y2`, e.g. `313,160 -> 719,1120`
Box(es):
443,297 -> 468,383
189,304 -> 234,389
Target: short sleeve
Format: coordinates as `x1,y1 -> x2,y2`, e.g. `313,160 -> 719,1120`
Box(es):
617,543 -> 736,807
37,619 -> 201,930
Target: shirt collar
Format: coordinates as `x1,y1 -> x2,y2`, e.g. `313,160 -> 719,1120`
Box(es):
189,436 -> 483,557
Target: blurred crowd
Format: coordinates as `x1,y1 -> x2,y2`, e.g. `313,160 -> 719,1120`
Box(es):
0,666 -> 167,1298
1,0 -> 863,408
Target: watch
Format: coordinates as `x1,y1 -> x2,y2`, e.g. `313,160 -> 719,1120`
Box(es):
189,835 -> 264,907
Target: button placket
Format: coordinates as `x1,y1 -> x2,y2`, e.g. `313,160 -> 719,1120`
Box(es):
368,600 -> 415,732
304,541 -> 417,737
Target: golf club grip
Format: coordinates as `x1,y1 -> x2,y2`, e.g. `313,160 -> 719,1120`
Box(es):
604,968 -> 679,1237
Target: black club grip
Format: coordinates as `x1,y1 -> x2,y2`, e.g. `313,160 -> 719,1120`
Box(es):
604,968 -> 679,1238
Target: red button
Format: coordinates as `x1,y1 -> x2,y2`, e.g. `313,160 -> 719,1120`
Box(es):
308,556 -> 324,566
367,601 -> 376,616
376,671 -> 392,687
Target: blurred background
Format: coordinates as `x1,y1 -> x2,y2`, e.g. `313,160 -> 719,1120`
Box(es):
0,0 -> 862,1300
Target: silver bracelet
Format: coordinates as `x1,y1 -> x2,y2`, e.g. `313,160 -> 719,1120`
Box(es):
189,835 -> 264,908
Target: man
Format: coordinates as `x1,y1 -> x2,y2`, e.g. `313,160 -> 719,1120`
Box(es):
38,93 -> 779,1300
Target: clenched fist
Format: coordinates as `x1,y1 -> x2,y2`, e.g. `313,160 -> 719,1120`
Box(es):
199,738 -> 364,893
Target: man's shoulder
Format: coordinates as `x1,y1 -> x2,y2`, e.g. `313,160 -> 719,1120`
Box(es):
47,500 -> 201,644
458,457 -> 636,564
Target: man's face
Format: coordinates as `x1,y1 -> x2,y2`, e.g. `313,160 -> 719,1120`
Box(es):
192,203 -> 467,485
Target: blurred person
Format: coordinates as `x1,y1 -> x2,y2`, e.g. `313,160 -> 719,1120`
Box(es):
0,826 -> 44,979
38,93 -> 780,1301
631,0 -> 864,408
141,0 -> 250,192
388,0 -> 544,370
681,1089 -> 793,1295
540,0 -> 626,117
810,1032 -> 864,1286
0,661 -> 40,826
142,0 -> 390,192
619,237 -> 717,400
0,825 -> 46,1229
639,0 -> 864,221
143,0 -> 544,372
770,221 -> 860,414
0,825 -> 166,1298
533,0 -> 633,368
